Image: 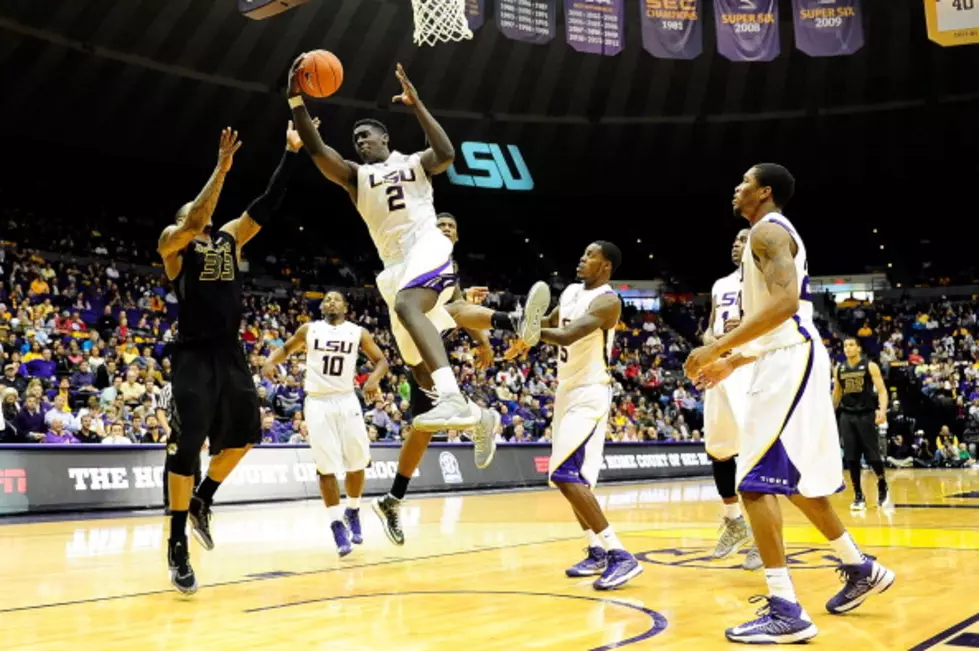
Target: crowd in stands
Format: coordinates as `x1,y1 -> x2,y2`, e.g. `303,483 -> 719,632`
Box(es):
0,234 -> 705,447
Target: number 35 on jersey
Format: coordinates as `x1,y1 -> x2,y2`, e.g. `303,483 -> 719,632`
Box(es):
925,0 -> 979,46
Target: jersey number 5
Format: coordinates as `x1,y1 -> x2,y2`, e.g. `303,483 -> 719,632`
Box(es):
322,356 -> 344,377
200,251 -> 234,281
386,185 -> 406,212
558,318 -> 571,362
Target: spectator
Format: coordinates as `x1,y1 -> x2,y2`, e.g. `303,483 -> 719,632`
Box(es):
44,417 -> 79,444
102,422 -> 132,444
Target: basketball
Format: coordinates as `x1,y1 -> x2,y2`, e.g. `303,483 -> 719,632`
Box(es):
297,50 -> 343,98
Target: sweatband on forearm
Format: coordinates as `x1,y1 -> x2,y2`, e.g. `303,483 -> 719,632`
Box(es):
246,150 -> 300,226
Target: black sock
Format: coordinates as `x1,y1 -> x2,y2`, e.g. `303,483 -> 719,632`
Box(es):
170,510 -> 188,541
390,472 -> 411,500
870,461 -> 886,484
196,477 -> 221,505
849,464 -> 863,498
711,457 -> 738,500
491,311 -> 517,332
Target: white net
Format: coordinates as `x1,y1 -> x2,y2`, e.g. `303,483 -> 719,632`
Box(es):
411,0 -> 474,47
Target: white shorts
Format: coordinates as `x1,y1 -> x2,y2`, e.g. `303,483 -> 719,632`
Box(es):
376,229 -> 457,367
548,383 -> 612,488
703,363 -> 752,460
737,340 -> 844,498
305,393 -> 371,476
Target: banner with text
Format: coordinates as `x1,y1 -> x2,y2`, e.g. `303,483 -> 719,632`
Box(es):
466,0 -> 486,31
565,0 -> 625,56
0,442 -> 711,515
792,0 -> 864,57
640,0 -> 704,60
714,0 -> 780,62
496,0 -> 556,44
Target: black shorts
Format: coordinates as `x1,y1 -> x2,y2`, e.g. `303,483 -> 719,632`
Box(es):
839,410 -> 880,463
169,341 -> 261,457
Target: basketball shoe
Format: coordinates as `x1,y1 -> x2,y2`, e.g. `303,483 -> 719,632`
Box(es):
825,555 -> 895,614
566,546 -> 607,577
725,596 -> 818,644
593,549 -> 643,590
712,516 -> 751,559
189,496 -> 214,551
332,521 -> 353,557
344,508 -> 363,545
167,538 -> 198,595
372,494 -> 404,546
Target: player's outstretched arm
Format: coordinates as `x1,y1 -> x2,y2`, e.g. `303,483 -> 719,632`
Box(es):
541,294 -> 620,348
158,128 -> 241,268
391,63 -> 454,175
286,55 -> 358,194
222,121 -> 313,253
359,329 -> 390,402
262,324 -> 309,379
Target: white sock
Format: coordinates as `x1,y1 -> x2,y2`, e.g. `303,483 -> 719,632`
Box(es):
585,529 -> 603,549
431,366 -> 461,395
347,496 -> 361,510
598,526 -> 623,551
828,532 -> 864,565
723,502 -> 742,520
327,504 -> 343,523
764,567 -> 798,603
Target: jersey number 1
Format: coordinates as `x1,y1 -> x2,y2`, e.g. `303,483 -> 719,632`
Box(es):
322,356 -> 344,377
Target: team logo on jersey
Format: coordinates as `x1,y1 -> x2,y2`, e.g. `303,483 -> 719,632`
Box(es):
438,451 -> 463,484
636,545 -> 840,570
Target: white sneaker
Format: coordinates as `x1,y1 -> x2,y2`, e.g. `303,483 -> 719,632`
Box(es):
469,406 -> 500,469
518,281 -> 551,347
413,392 -> 479,432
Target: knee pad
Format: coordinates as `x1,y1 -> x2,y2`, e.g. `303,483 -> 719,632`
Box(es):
711,457 -> 738,499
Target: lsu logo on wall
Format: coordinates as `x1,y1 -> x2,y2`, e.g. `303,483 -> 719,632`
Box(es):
439,451 -> 463,484
636,545 -> 841,570
447,142 -> 534,191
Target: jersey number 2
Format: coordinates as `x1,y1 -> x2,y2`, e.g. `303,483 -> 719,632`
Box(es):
386,185 -> 406,212
322,356 -> 344,377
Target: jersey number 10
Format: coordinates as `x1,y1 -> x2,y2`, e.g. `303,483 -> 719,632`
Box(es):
322,356 -> 345,377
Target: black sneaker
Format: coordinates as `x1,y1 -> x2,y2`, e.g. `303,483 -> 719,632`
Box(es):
189,496 -> 214,551
878,483 -> 893,509
372,494 -> 405,546
850,494 -> 867,512
168,538 -> 198,595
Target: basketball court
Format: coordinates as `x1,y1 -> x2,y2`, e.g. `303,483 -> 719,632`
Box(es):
2,469 -> 977,650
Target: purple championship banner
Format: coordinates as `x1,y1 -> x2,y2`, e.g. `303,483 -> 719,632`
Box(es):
791,0 -> 864,57
640,0 -> 704,60
565,0 -> 625,56
466,0 -> 486,31
714,0 -> 780,62
496,0 -> 556,44
0,442 -> 711,515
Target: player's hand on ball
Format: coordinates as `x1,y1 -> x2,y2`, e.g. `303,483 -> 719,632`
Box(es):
474,342 -> 494,370
694,358 -> 734,390
217,127 -> 243,173
287,53 -> 306,96
465,286 -> 490,305
285,118 -> 319,152
504,339 -> 531,361
392,63 -> 419,106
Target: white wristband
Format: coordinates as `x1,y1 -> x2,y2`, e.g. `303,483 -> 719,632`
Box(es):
288,95 -> 305,108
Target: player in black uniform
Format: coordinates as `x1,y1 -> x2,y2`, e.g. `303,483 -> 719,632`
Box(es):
833,337 -> 890,511
157,123 -> 311,593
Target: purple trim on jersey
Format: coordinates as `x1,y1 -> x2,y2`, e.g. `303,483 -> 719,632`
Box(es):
792,315 -> 812,341
738,341 -> 814,495
550,422 -> 599,487
765,216 -> 795,235
402,259 -> 457,293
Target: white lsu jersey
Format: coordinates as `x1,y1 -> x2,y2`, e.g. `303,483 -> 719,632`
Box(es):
741,212 -> 817,354
304,320 -> 362,397
557,283 -> 618,389
711,269 -> 742,338
356,151 -> 439,267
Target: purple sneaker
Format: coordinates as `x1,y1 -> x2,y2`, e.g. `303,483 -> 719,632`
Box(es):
725,595 -> 818,644
593,549 -> 643,590
344,508 -> 363,545
566,546 -> 608,577
825,555 -> 895,614
331,521 -> 353,558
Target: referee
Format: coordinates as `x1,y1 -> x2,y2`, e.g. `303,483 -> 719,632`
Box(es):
833,337 -> 890,511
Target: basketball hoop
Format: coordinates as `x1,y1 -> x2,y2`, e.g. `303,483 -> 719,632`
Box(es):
410,0 -> 474,47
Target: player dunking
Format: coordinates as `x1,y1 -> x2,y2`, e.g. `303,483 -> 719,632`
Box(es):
158,124 -> 308,593
509,242 -> 642,591
686,164 -> 895,643
833,337 -> 890,511
286,60 -> 548,545
703,229 -> 762,571
262,291 -> 389,556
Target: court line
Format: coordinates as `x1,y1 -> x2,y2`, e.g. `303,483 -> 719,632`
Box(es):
244,589 -> 669,651
896,504 -> 979,510
0,535 -> 582,614
908,613 -> 979,651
